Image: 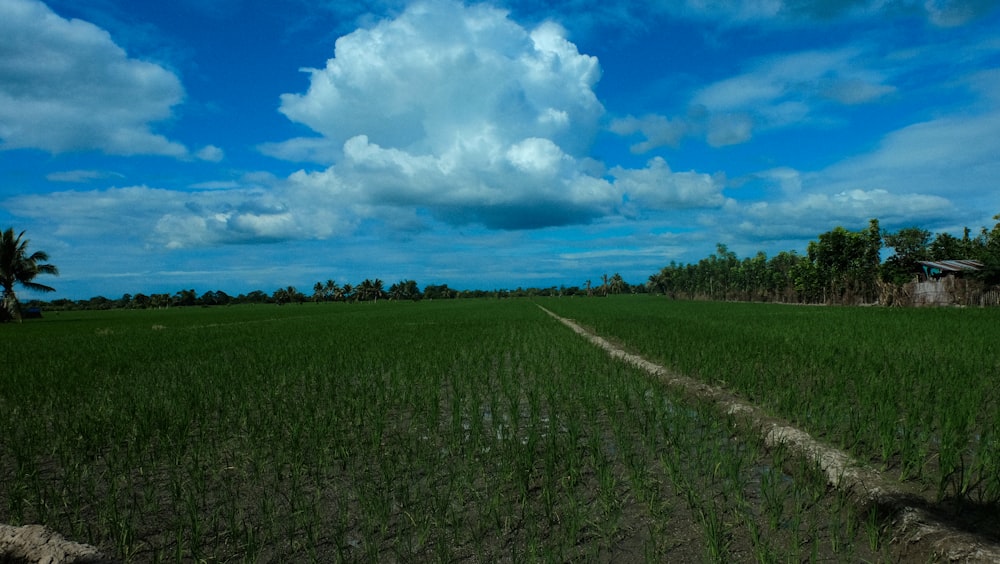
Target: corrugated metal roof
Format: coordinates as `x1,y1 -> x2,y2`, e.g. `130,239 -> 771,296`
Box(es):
918,259 -> 984,272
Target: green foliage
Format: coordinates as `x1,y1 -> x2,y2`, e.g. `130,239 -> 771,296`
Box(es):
1,227 -> 59,322
648,215 -> 1000,305
881,227 -> 931,284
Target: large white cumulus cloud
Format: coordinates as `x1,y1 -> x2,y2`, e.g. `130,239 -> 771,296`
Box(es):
0,0 -> 187,155
275,1 -> 603,159
254,0 -> 726,232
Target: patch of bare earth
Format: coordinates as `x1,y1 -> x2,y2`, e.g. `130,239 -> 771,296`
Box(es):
0,524 -> 112,563
538,305 -> 1000,563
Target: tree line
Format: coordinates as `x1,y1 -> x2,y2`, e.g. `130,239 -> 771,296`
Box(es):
6,214 -> 998,319
645,216 -> 1000,305
29,280 -> 635,312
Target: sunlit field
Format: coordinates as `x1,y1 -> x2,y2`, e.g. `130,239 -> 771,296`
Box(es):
540,296 -> 1000,507
3,298 -> 976,561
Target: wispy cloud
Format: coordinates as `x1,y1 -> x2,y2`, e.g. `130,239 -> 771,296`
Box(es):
614,46 -> 897,150
0,0 -> 188,156
45,169 -> 125,183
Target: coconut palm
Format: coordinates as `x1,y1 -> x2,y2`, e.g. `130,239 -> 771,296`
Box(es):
1,228 -> 58,322
324,279 -> 339,301
609,273 -> 626,295
371,278 -> 385,303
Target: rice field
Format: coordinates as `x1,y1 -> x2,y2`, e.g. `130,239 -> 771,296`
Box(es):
1,297 -> 988,561
539,296 -> 1000,507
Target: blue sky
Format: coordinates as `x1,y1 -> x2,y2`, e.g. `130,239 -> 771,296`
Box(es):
2,0 -> 999,299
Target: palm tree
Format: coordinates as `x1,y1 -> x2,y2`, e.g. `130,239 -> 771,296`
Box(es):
371,278 -> 385,303
609,273 -> 626,295
1,228 -> 58,322
324,279 -> 339,301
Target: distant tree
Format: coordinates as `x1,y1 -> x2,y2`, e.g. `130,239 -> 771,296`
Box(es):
324,279 -> 339,301
1,228 -> 58,322
881,227 -> 931,284
198,290 -> 231,306
272,286 -> 304,305
766,251 -> 803,302
244,290 -> 269,304
928,231 -> 974,260
609,273 -> 626,295
356,279 -> 373,302
173,288 -> 197,307
272,287 -> 292,305
423,284 -> 455,299
805,221 -> 881,304
976,214 -> 1000,285
84,295 -> 113,310
389,279 -> 421,300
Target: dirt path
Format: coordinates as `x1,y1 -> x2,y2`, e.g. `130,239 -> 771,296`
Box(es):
538,305 -> 1000,562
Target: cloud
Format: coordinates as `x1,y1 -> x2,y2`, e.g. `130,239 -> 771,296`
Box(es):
693,47 -> 893,135
611,157 -> 729,210
5,180 -> 356,249
195,145 -> 224,162
4,0 -> 731,252
732,188 -> 955,240
609,114 -> 690,152
45,169 -> 125,183
696,49 -> 893,110
0,0 -> 187,156
808,110 -> 1000,221
261,0 -> 626,230
660,0 -> 998,26
727,113 -> 1000,242
923,0 -> 999,26
272,0 -> 602,161
612,46 -> 895,151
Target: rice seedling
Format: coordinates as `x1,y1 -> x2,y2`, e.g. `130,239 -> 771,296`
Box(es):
540,295 -> 1000,509
1,298 -> 894,561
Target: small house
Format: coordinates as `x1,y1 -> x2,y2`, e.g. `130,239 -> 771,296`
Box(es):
918,259 -> 983,280
912,259 -> 983,306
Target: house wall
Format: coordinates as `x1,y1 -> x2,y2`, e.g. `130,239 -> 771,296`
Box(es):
909,275 -> 990,306
912,279 -> 953,306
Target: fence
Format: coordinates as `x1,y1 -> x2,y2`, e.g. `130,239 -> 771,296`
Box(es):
907,276 -> 999,307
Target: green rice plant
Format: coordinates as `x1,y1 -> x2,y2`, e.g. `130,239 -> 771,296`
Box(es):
0,298 -> 904,561
541,296 -> 1000,506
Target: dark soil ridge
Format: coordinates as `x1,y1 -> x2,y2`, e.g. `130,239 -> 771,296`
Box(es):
538,305 -> 1000,563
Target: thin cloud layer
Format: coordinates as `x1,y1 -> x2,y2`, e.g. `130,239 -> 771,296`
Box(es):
615,47 -> 896,150
661,0 -> 998,26
0,0 -> 188,156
